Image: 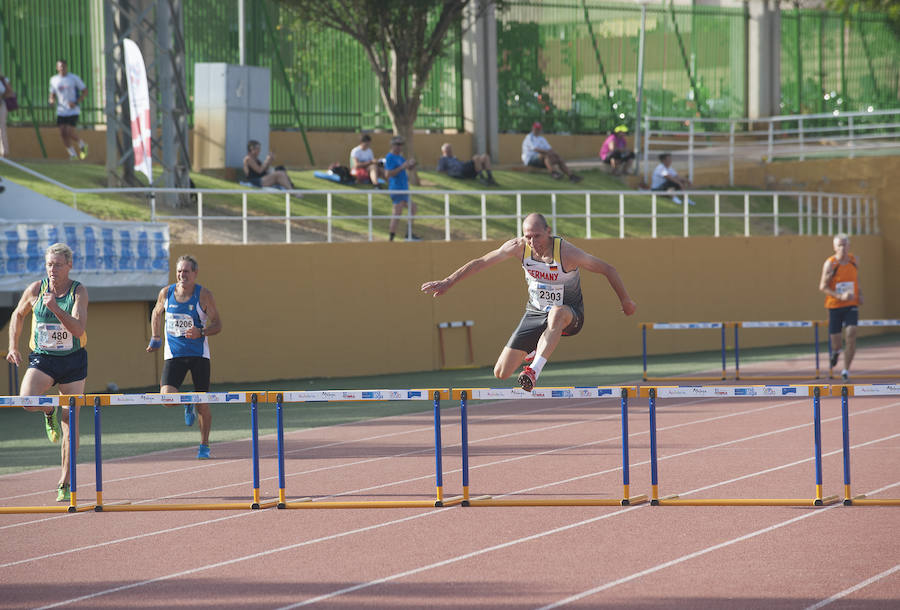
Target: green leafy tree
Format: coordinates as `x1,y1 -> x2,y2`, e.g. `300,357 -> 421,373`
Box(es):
826,0 -> 900,35
279,0 -> 498,184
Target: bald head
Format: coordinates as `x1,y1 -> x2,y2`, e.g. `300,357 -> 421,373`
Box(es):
523,213 -> 548,231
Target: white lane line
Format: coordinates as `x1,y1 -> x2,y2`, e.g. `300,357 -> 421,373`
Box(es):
539,480 -> 900,610
806,563 -> 900,609
29,421 -> 900,609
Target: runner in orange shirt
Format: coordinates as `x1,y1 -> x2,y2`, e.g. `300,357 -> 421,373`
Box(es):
818,233 -> 862,380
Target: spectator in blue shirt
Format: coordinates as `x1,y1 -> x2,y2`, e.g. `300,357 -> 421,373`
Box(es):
384,136 -> 420,241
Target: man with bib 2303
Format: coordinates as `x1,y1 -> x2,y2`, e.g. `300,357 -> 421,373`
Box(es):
147,255 -> 222,458
819,233 -> 862,381
6,243 -> 88,502
421,213 -> 636,391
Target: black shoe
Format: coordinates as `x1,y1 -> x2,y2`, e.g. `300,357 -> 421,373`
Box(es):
408,234 -> 422,241
551,171 -> 563,180
830,351 -> 840,368
569,174 -> 583,183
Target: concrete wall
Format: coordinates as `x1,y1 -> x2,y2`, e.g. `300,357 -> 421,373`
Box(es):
8,127 -> 610,170
1,234 -> 885,393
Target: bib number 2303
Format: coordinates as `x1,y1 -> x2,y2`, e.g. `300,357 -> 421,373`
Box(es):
530,284 -> 563,312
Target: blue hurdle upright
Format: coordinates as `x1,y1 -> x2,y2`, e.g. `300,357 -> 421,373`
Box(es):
833,384 -> 900,506
452,386 -> 648,507
642,384 -> 840,506
268,389 -> 464,508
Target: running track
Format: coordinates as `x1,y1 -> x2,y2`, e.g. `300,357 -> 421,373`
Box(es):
2,347 -> 899,609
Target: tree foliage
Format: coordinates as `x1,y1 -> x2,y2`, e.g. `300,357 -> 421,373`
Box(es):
278,0 -> 498,182
825,0 -> 900,35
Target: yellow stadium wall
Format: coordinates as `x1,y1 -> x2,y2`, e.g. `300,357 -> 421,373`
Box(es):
0,234 -> 885,393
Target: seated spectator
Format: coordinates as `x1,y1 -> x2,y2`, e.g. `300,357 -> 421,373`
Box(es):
349,133 -> 384,187
651,153 -> 694,205
599,125 -> 635,175
521,121 -> 582,183
437,143 -> 497,185
243,140 -> 297,193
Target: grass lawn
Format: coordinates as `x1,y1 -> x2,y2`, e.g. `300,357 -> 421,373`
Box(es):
3,333 -> 897,476
3,160 -> 800,241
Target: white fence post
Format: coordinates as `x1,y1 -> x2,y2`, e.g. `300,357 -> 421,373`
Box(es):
585,193 -> 591,239
728,121 -> 735,186
197,193 -> 203,245
444,193 -> 451,241
744,193 -> 750,236
798,118 -> 804,162
619,192 -> 625,239
285,192 -> 291,243
714,193 -> 720,237
516,193 -> 522,236
773,193 -> 779,236
367,192 -> 373,242
688,120 -> 695,183
327,192 -> 333,243
242,192 -> 248,245
651,194 -> 657,238
551,193 -> 557,234
481,194 -> 487,240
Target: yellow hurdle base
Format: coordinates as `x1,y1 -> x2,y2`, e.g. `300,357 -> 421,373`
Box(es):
0,504 -> 95,514
465,495 -> 649,507
844,494 -> 900,506
280,496 -> 464,509
651,495 -> 841,507
98,502 -> 262,511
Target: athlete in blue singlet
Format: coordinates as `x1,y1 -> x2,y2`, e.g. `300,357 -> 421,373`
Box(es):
421,213 -> 637,391
146,255 -> 222,458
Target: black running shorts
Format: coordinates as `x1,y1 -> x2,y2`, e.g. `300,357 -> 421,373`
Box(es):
505,305 -> 585,353
161,356 -> 211,391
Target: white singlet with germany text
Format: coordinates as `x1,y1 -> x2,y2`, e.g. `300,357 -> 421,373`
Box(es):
522,237 -> 583,313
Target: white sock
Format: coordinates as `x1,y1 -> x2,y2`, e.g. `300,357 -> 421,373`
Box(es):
530,355 -> 548,378
841,368 -> 849,376
78,140 -> 86,148
66,146 -> 77,157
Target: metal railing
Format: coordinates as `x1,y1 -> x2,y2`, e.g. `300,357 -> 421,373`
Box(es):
1,158 -> 877,244
89,187 -> 877,244
643,109 -> 900,185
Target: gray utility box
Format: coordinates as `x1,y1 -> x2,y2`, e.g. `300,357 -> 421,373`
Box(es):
193,63 -> 271,170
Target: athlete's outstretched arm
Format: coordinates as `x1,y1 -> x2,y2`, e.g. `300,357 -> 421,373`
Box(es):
421,238 -> 523,298
563,242 -> 637,315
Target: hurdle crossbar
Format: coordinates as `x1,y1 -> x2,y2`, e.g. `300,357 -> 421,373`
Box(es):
0,395 -> 95,514
452,386 -> 648,507
641,384 -> 840,506
267,389 -> 463,508
733,321 -> 823,380
828,320 -> 900,379
85,392 -> 272,512
832,383 -> 900,506
642,322 -> 728,382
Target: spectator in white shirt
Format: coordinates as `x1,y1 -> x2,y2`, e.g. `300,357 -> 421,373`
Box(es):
349,134 -> 383,187
521,122 -> 581,183
650,153 -> 694,205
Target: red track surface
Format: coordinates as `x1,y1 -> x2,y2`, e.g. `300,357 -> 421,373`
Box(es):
2,350 -> 900,609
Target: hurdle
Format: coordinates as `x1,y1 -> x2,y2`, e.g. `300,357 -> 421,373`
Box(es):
267,389 -> 464,508
86,391 -> 273,511
828,319 -> 900,379
832,383 -> 900,506
641,384 -> 840,506
451,386 -> 648,507
437,320 -> 475,369
641,322 -> 728,382
0,395 -> 94,514
733,320 -> 822,380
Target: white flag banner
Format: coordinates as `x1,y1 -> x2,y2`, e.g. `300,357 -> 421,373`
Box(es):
123,38 -> 152,182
